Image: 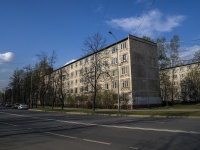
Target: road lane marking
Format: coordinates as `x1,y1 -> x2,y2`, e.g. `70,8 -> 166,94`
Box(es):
0,112 -> 28,117
45,132 -> 111,145
129,147 -> 139,149
1,112 -> 200,135
1,122 -> 18,126
100,124 -> 200,134
45,118 -> 200,135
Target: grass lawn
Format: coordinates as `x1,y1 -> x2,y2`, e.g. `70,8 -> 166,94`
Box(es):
31,104 -> 200,117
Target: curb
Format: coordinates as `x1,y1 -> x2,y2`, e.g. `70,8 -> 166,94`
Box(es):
29,109 -> 200,119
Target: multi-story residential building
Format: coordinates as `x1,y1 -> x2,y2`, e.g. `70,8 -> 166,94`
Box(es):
160,60 -> 200,102
51,34 -> 161,108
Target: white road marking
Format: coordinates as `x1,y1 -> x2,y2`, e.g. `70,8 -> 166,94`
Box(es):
129,147 -> 139,149
1,122 -> 18,126
100,124 -> 200,135
0,112 -> 28,117
45,119 -> 200,135
1,112 -> 200,135
45,132 -> 111,145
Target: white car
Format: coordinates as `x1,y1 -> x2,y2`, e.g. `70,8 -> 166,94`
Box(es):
18,104 -> 29,110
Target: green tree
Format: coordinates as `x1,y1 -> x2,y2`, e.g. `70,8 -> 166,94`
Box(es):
157,37 -> 170,69
159,70 -> 172,106
168,35 -> 180,66
182,68 -> 200,102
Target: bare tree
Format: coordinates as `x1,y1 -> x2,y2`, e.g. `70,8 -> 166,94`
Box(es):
193,49 -> 200,61
35,51 -> 57,107
82,32 -> 113,111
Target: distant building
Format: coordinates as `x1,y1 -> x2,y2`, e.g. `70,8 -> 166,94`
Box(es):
49,34 -> 161,108
160,60 -> 200,102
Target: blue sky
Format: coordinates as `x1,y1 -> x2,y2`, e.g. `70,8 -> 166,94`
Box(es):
1,0 -> 200,91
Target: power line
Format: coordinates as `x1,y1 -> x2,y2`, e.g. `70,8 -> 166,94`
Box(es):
157,38 -> 200,45
133,0 -> 156,35
98,0 -> 109,32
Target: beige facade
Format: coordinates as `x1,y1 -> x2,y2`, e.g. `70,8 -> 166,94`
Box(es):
160,61 -> 200,102
52,34 -> 161,108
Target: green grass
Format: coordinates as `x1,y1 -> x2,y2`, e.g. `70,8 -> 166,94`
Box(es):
31,105 -> 200,117
136,104 -> 200,110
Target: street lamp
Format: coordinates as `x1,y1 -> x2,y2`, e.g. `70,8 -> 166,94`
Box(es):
108,31 -> 120,112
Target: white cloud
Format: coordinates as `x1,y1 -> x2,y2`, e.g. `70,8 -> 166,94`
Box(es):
0,52 -> 14,64
0,69 -> 12,73
65,59 -> 76,65
106,9 -> 186,37
180,45 -> 200,60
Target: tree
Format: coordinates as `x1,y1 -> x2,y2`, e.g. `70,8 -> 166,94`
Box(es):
182,68 -> 200,102
159,70 -> 172,106
9,68 -> 25,104
193,49 -> 200,61
82,32 -> 111,111
55,68 -> 66,110
168,35 -> 180,66
142,36 -> 154,42
35,51 -> 57,108
157,37 -> 170,69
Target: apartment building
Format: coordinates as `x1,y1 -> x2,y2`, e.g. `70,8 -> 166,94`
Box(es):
52,34 -> 161,108
160,60 -> 200,102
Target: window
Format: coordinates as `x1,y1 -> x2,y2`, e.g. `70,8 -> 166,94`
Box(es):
187,65 -> 191,70
104,50 -> 108,56
85,58 -> 88,64
85,67 -> 88,72
80,78 -> 83,83
180,74 -> 184,78
75,63 -> 78,68
71,89 -> 73,93
122,67 -> 128,75
121,42 -> 126,49
112,70 -> 117,76
71,81 -> 73,85
85,86 -> 88,92
90,67 -> 94,72
122,54 -> 128,62
76,71 -> 78,76
103,61 -> 108,66
112,46 -> 117,53
113,81 -> 117,89
180,66 -> 184,71
122,80 -> 129,87
71,64 -> 73,69
112,57 -> 117,64
122,93 -> 128,101
71,72 -> 74,77
173,75 -> 177,78
80,60 -> 82,65
75,79 -> 78,84
80,87 -> 83,93
90,55 -> 94,61
75,88 -> 77,93
80,69 -> 83,75
105,83 -> 109,90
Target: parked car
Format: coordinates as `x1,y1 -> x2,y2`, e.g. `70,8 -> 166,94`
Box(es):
13,103 -> 20,109
18,104 -> 29,110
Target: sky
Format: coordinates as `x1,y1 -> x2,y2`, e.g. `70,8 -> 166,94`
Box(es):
1,0 -> 200,91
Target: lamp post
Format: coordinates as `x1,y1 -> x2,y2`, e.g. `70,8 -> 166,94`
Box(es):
108,31 -> 120,112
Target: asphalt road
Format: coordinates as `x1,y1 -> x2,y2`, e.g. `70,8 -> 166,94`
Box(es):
0,108 -> 200,150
